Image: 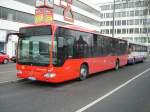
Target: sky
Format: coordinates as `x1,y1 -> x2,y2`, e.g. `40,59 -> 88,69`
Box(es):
88,0 -> 113,4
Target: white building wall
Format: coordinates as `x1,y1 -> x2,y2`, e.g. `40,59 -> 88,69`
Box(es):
0,0 -> 101,57
98,0 -> 150,46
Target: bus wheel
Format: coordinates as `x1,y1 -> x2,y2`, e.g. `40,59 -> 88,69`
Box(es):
79,64 -> 88,81
141,57 -> 144,63
115,60 -> 119,70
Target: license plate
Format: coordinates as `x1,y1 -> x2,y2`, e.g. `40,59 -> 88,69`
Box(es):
28,77 -> 36,81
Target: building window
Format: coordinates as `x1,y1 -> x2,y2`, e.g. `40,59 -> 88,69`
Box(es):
122,20 -> 126,25
129,20 -> 134,25
148,28 -> 150,33
128,2 -> 135,8
110,21 -> 113,26
101,5 -> 110,10
116,12 -> 122,17
122,29 -> 126,34
140,19 -> 143,25
130,11 -> 134,16
143,19 -> 147,25
126,29 -> 129,34
129,28 -> 134,34
135,19 -> 140,25
117,29 -> 121,34
74,0 -> 99,15
106,21 -> 109,26
123,3 -> 127,8
147,19 -> 150,24
126,11 -> 130,16
143,9 -> 148,15
0,7 -> 34,24
117,20 -> 121,26
135,28 -> 139,34
135,10 -> 139,16
122,11 -> 126,17
110,29 -> 113,34
115,4 -> 122,9
106,29 -> 109,34
139,10 -> 143,16
143,28 -> 147,33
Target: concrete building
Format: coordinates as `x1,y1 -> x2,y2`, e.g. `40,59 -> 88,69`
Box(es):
0,0 -> 100,57
98,0 -> 150,46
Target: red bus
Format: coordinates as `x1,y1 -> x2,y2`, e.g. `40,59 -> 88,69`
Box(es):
8,24 -> 128,83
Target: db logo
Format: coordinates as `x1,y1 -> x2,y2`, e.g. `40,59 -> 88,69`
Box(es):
60,0 -> 74,22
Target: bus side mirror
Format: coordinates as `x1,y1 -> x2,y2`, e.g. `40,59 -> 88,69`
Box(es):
5,33 -> 22,44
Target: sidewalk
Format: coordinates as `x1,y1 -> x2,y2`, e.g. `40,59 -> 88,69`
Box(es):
0,63 -> 19,84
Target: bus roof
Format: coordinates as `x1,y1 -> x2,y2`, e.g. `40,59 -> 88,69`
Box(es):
127,40 -> 147,46
20,23 -> 97,33
20,24 -> 127,42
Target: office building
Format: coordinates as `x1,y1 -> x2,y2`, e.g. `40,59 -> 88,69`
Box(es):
0,0 -> 100,57
98,0 -> 150,45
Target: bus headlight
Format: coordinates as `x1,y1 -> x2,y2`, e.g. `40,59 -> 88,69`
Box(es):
44,73 -> 56,78
17,70 -> 22,74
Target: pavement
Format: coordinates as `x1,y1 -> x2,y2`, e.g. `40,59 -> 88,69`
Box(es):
0,57 -> 150,112
0,63 -> 18,84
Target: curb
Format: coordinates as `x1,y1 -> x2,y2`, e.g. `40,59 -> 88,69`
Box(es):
0,79 -> 26,86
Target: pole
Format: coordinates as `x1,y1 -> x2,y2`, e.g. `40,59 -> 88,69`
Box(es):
112,0 -> 115,38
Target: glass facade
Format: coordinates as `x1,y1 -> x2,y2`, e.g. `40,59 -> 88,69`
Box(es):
99,0 -> 150,44
14,0 -> 35,6
102,10 -> 150,19
101,0 -> 148,11
0,7 -> 34,24
73,0 -> 99,16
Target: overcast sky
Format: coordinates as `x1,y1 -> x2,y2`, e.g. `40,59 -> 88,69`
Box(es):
88,0 -> 113,4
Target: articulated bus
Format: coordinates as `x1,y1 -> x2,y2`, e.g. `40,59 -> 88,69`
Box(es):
8,24 -> 128,83
128,42 -> 148,64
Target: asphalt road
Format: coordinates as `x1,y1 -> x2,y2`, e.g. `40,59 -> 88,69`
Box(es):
0,63 -> 17,82
0,59 -> 150,112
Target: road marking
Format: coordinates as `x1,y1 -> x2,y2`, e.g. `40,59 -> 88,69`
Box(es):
75,68 -> 150,112
0,79 -> 25,85
0,70 -> 16,74
0,79 -> 19,84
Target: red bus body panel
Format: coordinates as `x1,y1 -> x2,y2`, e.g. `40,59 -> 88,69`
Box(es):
17,55 -> 127,83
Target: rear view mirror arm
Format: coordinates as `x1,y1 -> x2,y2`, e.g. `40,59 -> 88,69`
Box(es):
5,33 -> 23,44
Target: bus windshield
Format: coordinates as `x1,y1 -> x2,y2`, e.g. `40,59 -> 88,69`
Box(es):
17,26 -> 56,66
18,35 -> 51,66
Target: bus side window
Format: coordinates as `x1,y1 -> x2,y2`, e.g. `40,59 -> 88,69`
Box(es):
57,37 -> 68,65
93,34 -> 98,56
74,35 -> 87,58
66,37 -> 74,58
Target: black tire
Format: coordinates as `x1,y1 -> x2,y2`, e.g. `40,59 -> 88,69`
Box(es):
141,57 -> 144,63
3,59 -> 8,64
79,64 -> 88,81
115,60 -> 119,70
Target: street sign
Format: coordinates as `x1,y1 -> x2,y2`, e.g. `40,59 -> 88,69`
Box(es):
35,8 -> 53,24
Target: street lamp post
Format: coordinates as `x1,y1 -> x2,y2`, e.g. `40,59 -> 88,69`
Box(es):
112,0 -> 115,38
